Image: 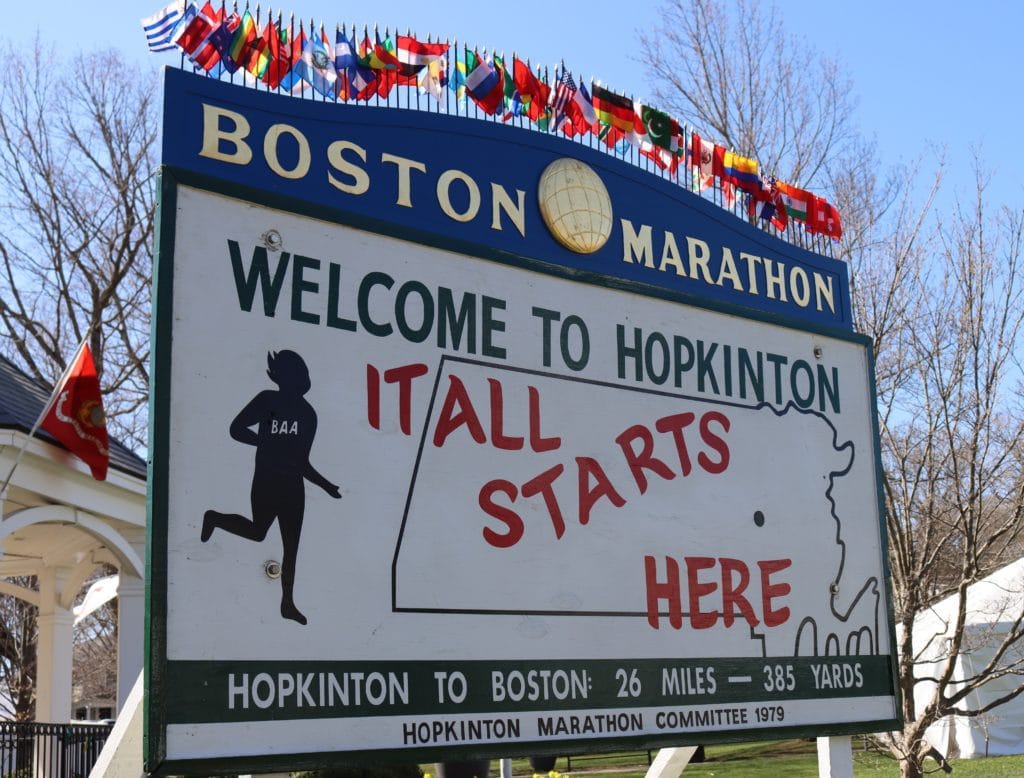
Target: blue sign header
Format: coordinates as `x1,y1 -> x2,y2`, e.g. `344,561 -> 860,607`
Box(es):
161,68 -> 852,330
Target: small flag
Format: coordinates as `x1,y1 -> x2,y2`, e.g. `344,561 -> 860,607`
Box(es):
722,150 -> 762,196
806,196 -> 843,240
335,29 -> 375,99
550,69 -> 577,130
690,132 -> 721,191
40,343 -> 110,481
573,81 -> 597,129
261,20 -> 295,89
550,70 -> 592,136
512,58 -> 550,123
418,58 -> 447,103
206,11 -> 242,73
448,57 -> 467,101
747,176 -> 788,231
465,50 -> 504,114
777,181 -> 811,223
228,9 -> 258,68
395,35 -> 448,70
591,84 -> 635,134
278,26 -> 309,94
142,1 -> 185,52
295,29 -> 338,98
176,2 -> 225,71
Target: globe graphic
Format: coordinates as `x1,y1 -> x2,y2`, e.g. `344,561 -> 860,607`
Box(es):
537,158 -> 613,254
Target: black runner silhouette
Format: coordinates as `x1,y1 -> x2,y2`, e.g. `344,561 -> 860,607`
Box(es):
201,350 -> 341,625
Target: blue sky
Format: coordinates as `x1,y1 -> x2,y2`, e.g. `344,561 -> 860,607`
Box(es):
11,1 -> 1022,213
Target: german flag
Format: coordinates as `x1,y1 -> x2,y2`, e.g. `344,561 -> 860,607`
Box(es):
591,84 -> 635,134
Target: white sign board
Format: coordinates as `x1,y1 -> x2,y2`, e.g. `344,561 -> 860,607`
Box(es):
148,184 -> 896,772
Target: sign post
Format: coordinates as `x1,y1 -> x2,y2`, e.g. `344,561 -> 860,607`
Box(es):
146,68 -> 898,776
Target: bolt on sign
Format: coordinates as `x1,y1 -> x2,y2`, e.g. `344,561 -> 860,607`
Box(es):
146,68 -> 899,776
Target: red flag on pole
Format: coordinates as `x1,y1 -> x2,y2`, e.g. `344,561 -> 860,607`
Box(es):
39,344 -> 109,481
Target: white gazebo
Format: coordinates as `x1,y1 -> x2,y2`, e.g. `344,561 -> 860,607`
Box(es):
0,354 -> 146,722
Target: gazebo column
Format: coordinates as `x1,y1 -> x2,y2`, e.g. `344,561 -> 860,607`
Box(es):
36,567 -> 73,722
116,572 -> 145,714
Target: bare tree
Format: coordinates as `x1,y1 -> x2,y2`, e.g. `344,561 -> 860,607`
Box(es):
642,2 -> 1024,776
869,175 -> 1024,778
0,42 -> 158,450
72,569 -> 118,718
0,580 -> 37,720
638,0 -> 860,190
0,41 -> 157,721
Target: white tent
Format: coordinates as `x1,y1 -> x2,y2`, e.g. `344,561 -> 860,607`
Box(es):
910,557 -> 1024,758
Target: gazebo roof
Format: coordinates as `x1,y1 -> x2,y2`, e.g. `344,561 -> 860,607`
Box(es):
0,354 -> 146,479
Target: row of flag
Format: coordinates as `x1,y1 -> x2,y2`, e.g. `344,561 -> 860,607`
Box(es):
142,1 -> 842,241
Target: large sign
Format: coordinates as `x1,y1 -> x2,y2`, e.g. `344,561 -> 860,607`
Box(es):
146,69 -> 898,776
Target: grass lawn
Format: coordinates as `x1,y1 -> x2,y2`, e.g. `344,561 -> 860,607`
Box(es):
490,741 -> 1024,777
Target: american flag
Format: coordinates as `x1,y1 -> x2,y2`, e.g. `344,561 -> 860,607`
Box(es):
550,69 -> 577,131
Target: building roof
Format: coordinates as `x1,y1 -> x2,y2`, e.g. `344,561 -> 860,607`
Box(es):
0,353 -> 146,479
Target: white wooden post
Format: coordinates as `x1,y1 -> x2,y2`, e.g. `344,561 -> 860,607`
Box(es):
116,573 -> 145,715
36,567 -> 73,722
87,672 -> 144,778
645,747 -> 698,778
816,736 -> 854,778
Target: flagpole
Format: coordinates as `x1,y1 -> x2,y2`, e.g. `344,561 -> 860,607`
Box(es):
0,331 -> 94,502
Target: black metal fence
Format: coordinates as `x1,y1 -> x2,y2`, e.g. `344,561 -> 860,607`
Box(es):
0,721 -> 113,778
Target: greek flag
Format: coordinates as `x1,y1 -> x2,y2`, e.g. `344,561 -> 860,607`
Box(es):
141,2 -> 185,52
